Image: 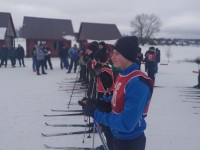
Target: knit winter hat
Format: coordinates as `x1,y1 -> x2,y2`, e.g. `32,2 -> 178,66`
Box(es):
98,41 -> 106,47
94,50 -> 107,63
113,36 -> 139,62
87,43 -> 98,52
91,41 -> 98,46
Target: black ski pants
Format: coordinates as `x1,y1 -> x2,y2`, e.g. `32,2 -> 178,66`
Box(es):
113,133 -> 146,150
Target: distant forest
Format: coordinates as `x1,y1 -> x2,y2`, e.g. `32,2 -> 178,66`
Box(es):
147,38 -> 200,46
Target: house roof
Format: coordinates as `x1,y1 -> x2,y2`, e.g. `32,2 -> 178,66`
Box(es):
21,16 -> 74,40
77,22 -> 122,41
0,12 -> 16,38
0,12 -> 11,27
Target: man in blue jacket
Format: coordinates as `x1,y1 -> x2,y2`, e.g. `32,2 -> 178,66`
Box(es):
82,36 -> 154,150
67,44 -> 79,73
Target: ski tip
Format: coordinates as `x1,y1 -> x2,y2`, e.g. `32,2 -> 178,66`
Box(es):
154,85 -> 164,88
41,133 -> 46,136
160,63 -> 168,65
44,144 -> 50,148
45,123 -> 49,126
192,70 -> 199,74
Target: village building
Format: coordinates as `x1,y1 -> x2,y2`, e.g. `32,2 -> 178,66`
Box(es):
0,12 -> 16,48
77,22 -> 122,49
21,16 -> 74,57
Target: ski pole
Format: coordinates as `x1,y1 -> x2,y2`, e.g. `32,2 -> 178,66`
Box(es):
67,68 -> 80,108
87,116 -> 91,138
89,75 -> 97,142
82,116 -> 89,143
93,120 -> 109,150
91,74 -> 108,150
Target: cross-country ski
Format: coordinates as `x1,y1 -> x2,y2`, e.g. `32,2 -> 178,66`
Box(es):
51,109 -> 82,112
45,123 -> 93,127
41,129 -> 93,137
44,144 -> 93,150
43,113 -> 83,117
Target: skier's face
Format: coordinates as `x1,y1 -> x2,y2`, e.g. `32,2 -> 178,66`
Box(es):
86,49 -> 93,55
111,50 -> 131,70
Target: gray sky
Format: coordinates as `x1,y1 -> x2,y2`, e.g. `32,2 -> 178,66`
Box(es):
1,0 -> 200,39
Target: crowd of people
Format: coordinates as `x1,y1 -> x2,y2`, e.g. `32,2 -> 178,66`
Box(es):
0,44 -> 26,68
1,36 -> 200,150
0,41 -> 161,82
2,37 -> 200,150
77,36 -> 156,150
31,44 -> 53,75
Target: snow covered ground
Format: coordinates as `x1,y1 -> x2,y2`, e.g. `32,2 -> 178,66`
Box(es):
0,46 -> 200,150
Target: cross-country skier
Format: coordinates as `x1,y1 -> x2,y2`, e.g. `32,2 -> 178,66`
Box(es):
81,36 -> 154,150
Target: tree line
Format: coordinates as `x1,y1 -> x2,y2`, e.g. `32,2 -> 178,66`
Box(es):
130,13 -> 200,46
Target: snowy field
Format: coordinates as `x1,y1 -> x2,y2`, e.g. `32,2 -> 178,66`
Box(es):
0,45 -> 200,150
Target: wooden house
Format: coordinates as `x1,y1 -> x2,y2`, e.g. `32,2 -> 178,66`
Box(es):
21,16 -> 74,57
77,22 -> 122,48
0,12 -> 16,48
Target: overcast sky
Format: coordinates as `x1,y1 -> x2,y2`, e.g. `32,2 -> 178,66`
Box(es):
1,0 -> 200,39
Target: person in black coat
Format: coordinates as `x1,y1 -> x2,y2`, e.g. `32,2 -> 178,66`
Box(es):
58,45 -> 69,69
136,47 -> 143,70
144,47 -> 157,83
155,48 -> 161,73
0,44 -> 8,68
43,44 -> 53,70
8,46 -> 16,67
16,44 -> 25,67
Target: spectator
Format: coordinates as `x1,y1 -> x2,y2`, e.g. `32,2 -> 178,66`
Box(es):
31,45 -> 37,72
16,44 -> 25,67
43,44 -> 53,70
59,45 -> 69,69
67,44 -> 79,73
36,44 -> 47,75
144,47 -> 157,83
136,47 -> 144,70
155,48 -> 161,73
0,44 -> 8,68
8,46 -> 16,67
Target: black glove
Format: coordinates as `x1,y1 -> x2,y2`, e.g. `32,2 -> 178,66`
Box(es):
78,97 -> 97,106
96,101 -> 111,113
78,97 -> 88,106
82,100 -> 96,117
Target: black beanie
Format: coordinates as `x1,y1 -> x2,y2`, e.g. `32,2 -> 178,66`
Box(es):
91,41 -> 98,46
99,41 -> 106,47
113,36 -> 139,62
87,43 -> 98,52
94,50 -> 107,62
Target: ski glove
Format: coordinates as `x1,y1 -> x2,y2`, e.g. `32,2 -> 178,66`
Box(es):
78,97 -> 111,113
78,97 -> 88,106
82,100 -> 96,117
78,97 -> 97,106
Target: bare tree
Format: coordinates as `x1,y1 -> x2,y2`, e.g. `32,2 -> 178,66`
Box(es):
15,27 -> 22,37
165,46 -> 172,63
130,13 -> 161,45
